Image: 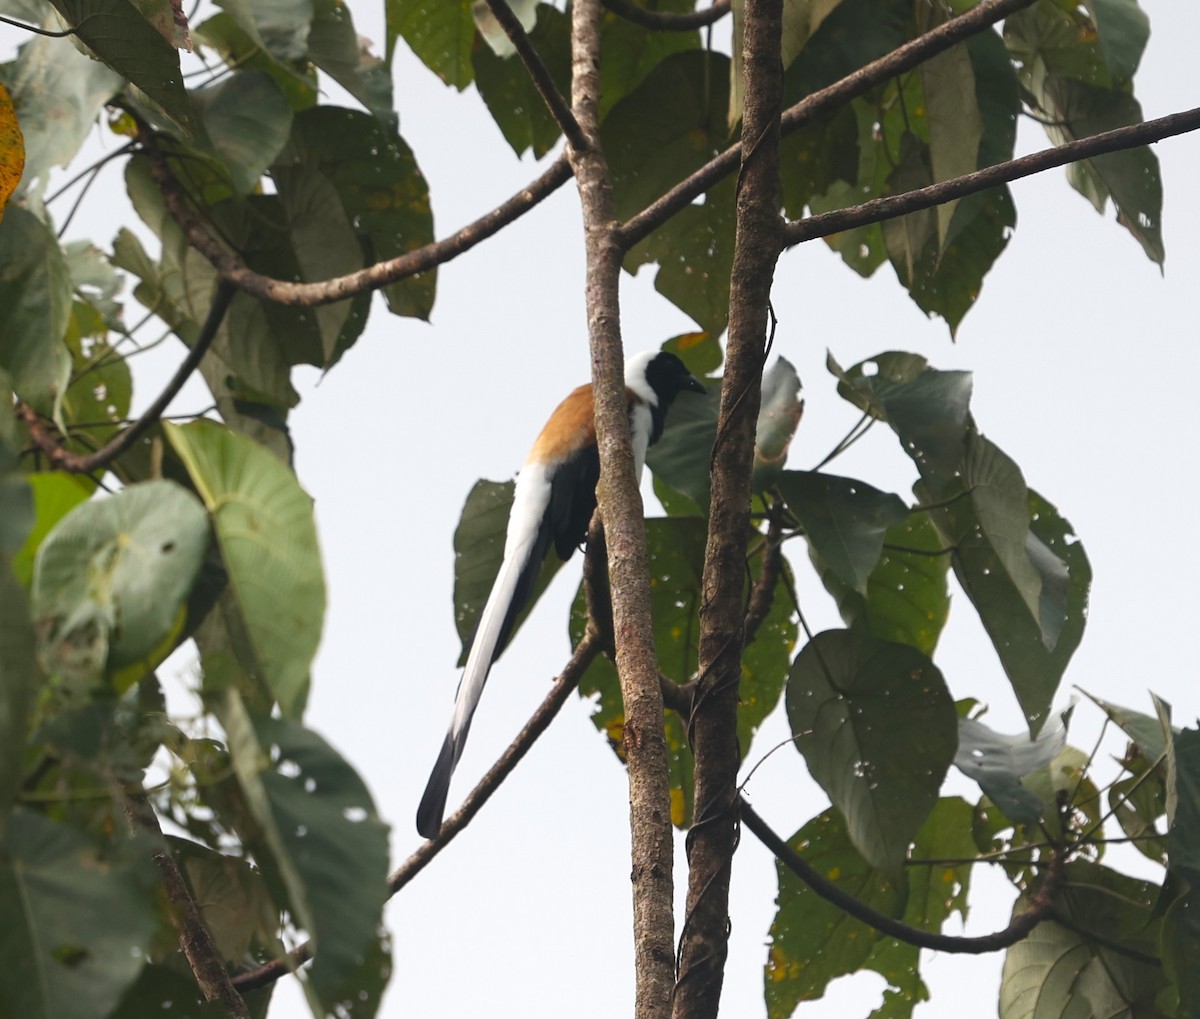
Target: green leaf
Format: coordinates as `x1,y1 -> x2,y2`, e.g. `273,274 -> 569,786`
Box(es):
166,420 -> 326,717
598,1 -> 699,122
999,862 -> 1164,1019
277,107 -> 435,325
0,560 -> 38,825
920,35 -> 982,246
169,837 -> 277,965
1162,894 -> 1200,1019
473,4 -> 571,159
1170,727 -> 1200,891
10,473 -> 92,588
626,175 -> 736,337
1005,6 -> 1163,263
0,22 -> 121,195
0,205 -> 72,421
451,479 -> 565,664
250,717 -> 390,1004
1109,750 -> 1167,865
194,12 -> 319,113
604,50 -> 732,222
47,0 -> 192,134
192,70 -> 294,196
812,512 -> 951,656
764,809 -> 903,1018
862,797 -> 979,1019
828,351 -> 973,482
32,480 -> 209,683
778,471 -> 908,594
786,629 -> 957,872
648,358 -> 800,512
62,323 -> 133,452
386,0 -> 474,89
645,382 -> 719,512
936,483 -> 1089,734
1081,691 -> 1171,762
308,0 -> 395,126
114,160 -> 295,456
1084,0 -> 1150,82
215,0 -> 314,63
216,689 -> 389,1011
0,809 -> 157,1019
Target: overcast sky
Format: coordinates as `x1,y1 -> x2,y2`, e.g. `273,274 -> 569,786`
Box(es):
6,2 -> 1199,1016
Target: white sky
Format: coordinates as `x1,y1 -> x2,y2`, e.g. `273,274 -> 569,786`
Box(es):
5,1 -> 1199,1017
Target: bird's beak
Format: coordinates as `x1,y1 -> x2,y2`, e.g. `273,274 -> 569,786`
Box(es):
685,375 -> 707,395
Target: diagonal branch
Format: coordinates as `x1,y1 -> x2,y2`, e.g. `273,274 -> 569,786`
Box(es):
601,0 -> 730,30
231,631 -> 602,992
617,0 -> 1037,249
134,110 -> 572,307
482,0 -> 586,150
784,107 -> 1200,245
125,791 -> 252,1017
741,798 -> 1064,954
18,281 -> 235,475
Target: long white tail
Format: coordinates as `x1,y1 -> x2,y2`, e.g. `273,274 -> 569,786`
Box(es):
416,466 -> 552,838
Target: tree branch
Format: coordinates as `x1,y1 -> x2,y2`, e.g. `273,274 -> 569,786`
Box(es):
742,509 -> 784,647
673,1 -> 784,1014
569,1 -> 677,1016
134,112 -> 572,306
617,0 -> 1037,250
17,281 -> 235,474
125,793 -> 252,1017
231,632 -> 602,992
482,0 -> 586,151
740,798 -> 1065,954
600,0 -> 730,30
784,106 -> 1200,245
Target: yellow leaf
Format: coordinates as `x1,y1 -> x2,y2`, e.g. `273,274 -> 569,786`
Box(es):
0,83 -> 25,221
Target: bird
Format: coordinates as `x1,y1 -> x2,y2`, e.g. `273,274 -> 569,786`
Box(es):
416,350 -> 706,838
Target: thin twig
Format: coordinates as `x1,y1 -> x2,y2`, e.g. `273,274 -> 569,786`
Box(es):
0,12 -> 73,36
740,798 -> 1065,954
19,281 -> 234,474
785,108 -> 1200,246
231,633 -> 601,992
601,0 -> 730,30
482,0 -> 587,151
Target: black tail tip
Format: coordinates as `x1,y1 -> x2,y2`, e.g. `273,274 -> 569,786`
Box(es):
416,736 -> 457,839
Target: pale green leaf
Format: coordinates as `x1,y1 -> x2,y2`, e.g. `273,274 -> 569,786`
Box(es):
166,420 -> 325,716
31,480 -> 209,681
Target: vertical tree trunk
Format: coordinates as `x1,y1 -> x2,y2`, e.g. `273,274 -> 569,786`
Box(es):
568,2 -> 677,1016
673,0 -> 785,1016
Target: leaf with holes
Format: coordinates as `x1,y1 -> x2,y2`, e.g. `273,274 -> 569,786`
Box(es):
32,480 -> 208,684
786,629 -> 957,872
